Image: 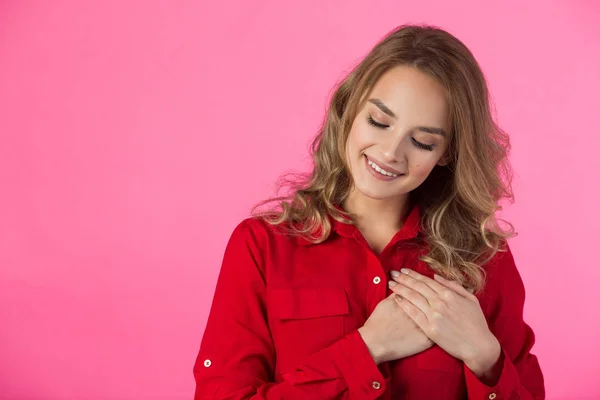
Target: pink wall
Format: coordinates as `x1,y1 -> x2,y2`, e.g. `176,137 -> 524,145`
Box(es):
1,1 -> 599,399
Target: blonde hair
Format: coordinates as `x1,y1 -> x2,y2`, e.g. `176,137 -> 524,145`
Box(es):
251,24 -> 515,293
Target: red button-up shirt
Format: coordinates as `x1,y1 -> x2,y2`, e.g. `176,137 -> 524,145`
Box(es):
193,204 -> 545,399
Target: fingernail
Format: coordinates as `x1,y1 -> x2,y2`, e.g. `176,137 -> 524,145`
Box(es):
400,268 -> 410,275
391,270 -> 400,277
388,280 -> 397,287
434,273 -> 445,280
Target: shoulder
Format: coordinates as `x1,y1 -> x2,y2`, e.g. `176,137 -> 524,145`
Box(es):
478,240 -> 527,314
226,216 -> 298,251
482,241 -> 524,290
221,216 -> 305,279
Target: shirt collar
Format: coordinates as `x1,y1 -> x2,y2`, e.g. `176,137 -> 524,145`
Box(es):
297,202 -> 422,246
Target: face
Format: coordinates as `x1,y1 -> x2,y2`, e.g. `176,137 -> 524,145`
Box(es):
345,65 -> 451,203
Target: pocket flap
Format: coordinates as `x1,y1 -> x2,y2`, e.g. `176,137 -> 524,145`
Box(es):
269,286 -> 349,320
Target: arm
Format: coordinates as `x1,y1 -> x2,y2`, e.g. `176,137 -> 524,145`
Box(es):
193,219 -> 387,400
463,243 -> 546,399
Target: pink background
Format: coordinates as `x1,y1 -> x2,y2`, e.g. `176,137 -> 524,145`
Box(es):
1,1 -> 599,399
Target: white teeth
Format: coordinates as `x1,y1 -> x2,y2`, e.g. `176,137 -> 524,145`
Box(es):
367,158 -> 399,177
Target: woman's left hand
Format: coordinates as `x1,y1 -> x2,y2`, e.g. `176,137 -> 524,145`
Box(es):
388,268 -> 502,375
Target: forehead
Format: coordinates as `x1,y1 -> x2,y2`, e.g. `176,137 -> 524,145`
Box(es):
367,66 -> 450,127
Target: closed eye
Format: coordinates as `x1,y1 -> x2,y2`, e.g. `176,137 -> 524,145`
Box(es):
367,116 -> 436,152
366,115 -> 388,129
411,138 -> 435,151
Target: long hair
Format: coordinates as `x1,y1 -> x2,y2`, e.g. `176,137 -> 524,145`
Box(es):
250,24 -> 515,293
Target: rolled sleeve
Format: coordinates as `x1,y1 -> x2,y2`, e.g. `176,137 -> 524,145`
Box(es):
328,330 -> 389,399
464,347 -> 520,399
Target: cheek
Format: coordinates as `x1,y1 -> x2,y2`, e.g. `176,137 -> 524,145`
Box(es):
409,155 -> 439,178
345,128 -> 359,173
348,121 -> 374,150
346,125 -> 372,177
346,128 -> 365,163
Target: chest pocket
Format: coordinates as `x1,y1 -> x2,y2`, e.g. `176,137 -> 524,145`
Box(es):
268,286 -> 350,371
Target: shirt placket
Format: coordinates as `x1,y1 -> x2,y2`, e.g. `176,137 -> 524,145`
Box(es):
351,231 -> 390,316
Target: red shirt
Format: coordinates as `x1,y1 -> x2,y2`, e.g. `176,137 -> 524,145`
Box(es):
193,204 -> 545,399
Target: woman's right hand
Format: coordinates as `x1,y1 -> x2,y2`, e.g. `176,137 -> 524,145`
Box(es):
358,292 -> 433,364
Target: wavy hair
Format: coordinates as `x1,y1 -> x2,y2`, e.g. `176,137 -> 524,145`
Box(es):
250,24 -> 516,293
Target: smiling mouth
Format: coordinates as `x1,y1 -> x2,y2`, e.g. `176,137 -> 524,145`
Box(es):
365,155 -> 404,177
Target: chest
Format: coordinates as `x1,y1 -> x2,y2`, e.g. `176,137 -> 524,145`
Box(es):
262,238 -> 486,398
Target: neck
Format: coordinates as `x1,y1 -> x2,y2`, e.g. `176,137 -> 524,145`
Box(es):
342,190 -> 412,233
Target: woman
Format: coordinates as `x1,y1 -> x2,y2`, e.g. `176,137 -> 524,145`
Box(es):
193,24 -> 545,399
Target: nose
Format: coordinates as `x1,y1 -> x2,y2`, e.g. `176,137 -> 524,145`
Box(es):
381,131 -> 407,164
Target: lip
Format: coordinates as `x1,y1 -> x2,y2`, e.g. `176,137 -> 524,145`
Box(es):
364,155 -> 404,175
364,155 -> 404,182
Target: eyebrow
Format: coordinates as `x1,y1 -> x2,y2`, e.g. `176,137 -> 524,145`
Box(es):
368,98 -> 447,137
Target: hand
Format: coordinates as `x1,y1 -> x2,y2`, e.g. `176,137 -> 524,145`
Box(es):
358,292 -> 434,365
387,268 -> 501,373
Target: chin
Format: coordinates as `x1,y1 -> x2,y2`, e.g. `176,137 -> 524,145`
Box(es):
354,180 -> 411,201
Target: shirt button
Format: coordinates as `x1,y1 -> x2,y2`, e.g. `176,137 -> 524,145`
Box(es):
488,393 -> 497,399
372,381 -> 381,390
373,276 -> 381,284
203,359 -> 212,367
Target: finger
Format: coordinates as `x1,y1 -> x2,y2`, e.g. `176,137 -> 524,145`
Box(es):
389,280 -> 431,317
391,269 -> 440,300
433,274 -> 476,299
394,294 -> 429,329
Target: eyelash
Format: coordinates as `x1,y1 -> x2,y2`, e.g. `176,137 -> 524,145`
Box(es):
366,116 -> 435,151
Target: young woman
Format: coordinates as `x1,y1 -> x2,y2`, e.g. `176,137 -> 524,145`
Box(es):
193,24 -> 545,399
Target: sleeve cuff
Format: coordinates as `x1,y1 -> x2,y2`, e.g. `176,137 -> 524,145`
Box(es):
328,330 -> 390,399
464,347 -> 520,399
